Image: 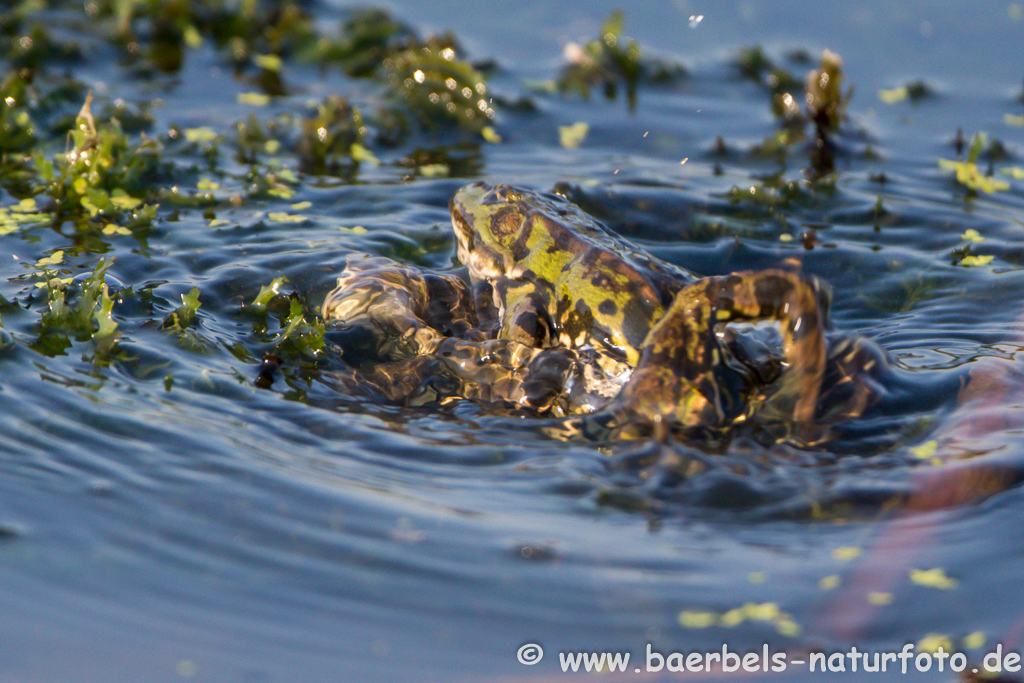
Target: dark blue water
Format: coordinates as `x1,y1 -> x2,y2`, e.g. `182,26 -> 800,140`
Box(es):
1,1 -> 1024,681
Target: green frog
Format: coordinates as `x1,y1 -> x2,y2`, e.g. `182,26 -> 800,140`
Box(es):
324,182 -> 876,439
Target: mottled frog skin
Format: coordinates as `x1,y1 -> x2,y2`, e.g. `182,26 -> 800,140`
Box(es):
450,182 -> 693,368
323,182 -> 877,438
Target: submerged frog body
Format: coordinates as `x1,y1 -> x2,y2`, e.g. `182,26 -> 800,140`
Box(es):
323,182 -> 880,439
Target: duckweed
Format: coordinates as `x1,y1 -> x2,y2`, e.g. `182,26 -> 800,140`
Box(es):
558,122 -> 589,149
939,132 -> 1011,194
909,567 -> 958,590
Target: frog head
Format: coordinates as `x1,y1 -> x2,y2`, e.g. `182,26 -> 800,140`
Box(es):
449,181 -> 535,281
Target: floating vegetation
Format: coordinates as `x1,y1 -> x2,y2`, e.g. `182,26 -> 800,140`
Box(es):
557,11 -> 641,109
5,21 -> 83,71
92,0 -> 317,75
298,96 -> 366,175
310,8 -> 418,78
9,2 -> 497,144
32,258 -> 120,359
735,47 -> 852,176
804,50 -> 850,142
958,254 -> 994,268
878,80 -> 934,104
32,93 -> 163,230
162,288 -> 202,332
0,72 -> 37,155
723,175 -> 818,211
382,39 -> 494,132
0,198 -> 48,235
555,10 -> 685,111
939,132 -> 1011,194
558,121 -> 589,149
909,567 -> 958,590
678,602 -> 801,638
734,46 -> 804,97
277,297 -> 325,353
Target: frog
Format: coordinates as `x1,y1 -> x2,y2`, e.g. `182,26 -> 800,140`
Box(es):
323,181 -> 879,439
322,255 -> 582,414
449,181 -> 834,432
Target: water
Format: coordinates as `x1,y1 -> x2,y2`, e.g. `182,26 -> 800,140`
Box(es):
1,1 -> 1024,681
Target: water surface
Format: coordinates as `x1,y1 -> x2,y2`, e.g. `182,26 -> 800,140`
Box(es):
2,1 -> 1024,681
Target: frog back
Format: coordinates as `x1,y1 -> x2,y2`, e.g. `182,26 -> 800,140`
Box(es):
518,208 -> 693,365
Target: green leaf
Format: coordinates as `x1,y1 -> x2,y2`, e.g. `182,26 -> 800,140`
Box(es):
960,254 -> 994,267
878,86 -> 908,104
350,142 -> 379,165
181,287 -> 201,313
109,189 -> 142,210
558,121 -> 589,149
967,132 -> 986,164
35,250 -> 65,267
268,212 -> 307,223
254,54 -> 282,72
238,92 -> 271,107
184,127 -> 218,143
910,567 -> 958,589
252,277 -> 287,308
94,284 -> 119,339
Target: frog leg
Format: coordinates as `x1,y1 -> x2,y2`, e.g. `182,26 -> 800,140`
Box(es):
331,336 -> 576,415
498,280 -> 556,348
616,269 -> 827,430
323,257 -> 475,360
431,337 -> 578,414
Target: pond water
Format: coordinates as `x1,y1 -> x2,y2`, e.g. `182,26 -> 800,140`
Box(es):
1,1 -> 1024,681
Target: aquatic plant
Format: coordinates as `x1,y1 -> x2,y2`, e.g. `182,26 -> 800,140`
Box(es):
804,50 -> 850,142
32,257 -> 120,358
302,8 -> 497,136
5,21 -> 82,71
737,47 -> 851,176
161,287 -> 202,331
877,80 -> 934,104
277,296 -> 325,356
310,8 -> 417,78
297,96 -> 366,175
555,11 -> 684,111
382,38 -> 494,132
32,93 -> 162,229
557,11 -> 641,108
92,0 -> 316,73
939,132 -> 1011,194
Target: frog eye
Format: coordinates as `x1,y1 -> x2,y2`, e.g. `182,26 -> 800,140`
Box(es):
483,185 -> 520,205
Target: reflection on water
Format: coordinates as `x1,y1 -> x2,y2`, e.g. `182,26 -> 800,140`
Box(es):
2,0 -> 1024,681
